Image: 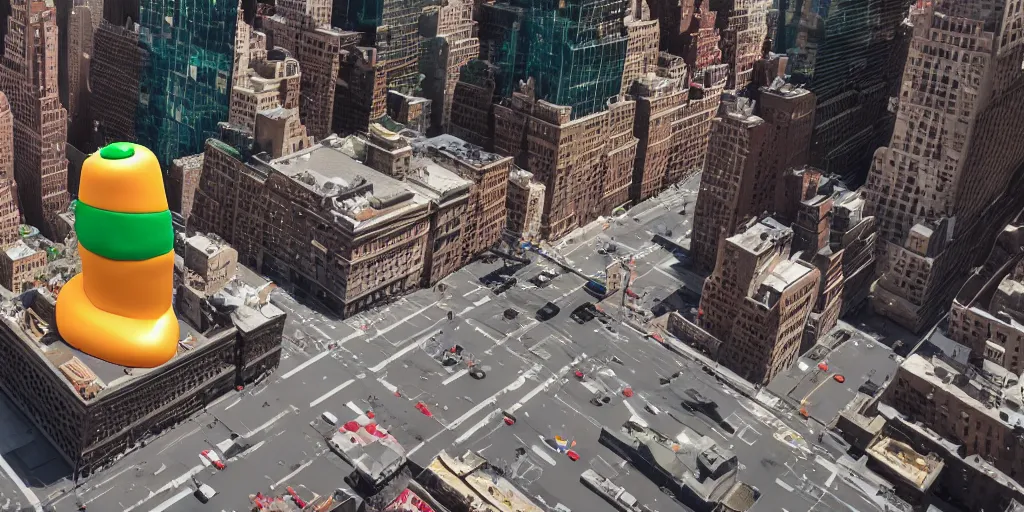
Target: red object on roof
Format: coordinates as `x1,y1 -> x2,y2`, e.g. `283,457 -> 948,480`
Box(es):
366,411 -> 375,419
818,362 -> 829,371
566,450 -> 580,461
503,414 -> 516,426
365,423 -> 378,435
574,370 -> 584,379
834,374 -> 846,383
651,333 -> 664,343
343,421 -> 359,432
622,387 -> 634,398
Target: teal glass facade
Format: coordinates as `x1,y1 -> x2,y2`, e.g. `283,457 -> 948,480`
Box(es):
136,0 -> 238,165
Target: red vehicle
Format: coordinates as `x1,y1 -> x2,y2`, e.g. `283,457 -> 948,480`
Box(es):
200,450 -> 226,470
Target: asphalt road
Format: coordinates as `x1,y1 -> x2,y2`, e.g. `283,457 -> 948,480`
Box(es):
5,175 -> 906,512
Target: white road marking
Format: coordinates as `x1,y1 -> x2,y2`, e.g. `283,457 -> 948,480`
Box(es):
453,410 -> 499,445
280,350 -> 333,380
406,441 -> 426,457
123,465 -> 205,512
446,365 -> 541,430
346,401 -> 365,416
369,329 -> 439,372
442,369 -> 469,386
531,445 -> 558,466
146,487 -> 194,512
473,295 -> 492,306
271,458 -> 315,489
224,398 -> 242,410
369,300 -> 439,338
508,355 -> 587,414
377,378 -> 398,393
157,427 -> 201,455
244,410 -> 290,438
309,379 -> 355,408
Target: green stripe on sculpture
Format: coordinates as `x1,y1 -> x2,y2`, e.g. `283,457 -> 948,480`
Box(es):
75,201 -> 174,261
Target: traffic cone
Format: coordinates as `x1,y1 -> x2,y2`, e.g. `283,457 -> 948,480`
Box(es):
55,142 -> 179,368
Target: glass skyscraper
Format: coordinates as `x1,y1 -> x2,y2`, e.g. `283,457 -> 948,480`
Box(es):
775,0 -> 912,186
135,0 -> 238,165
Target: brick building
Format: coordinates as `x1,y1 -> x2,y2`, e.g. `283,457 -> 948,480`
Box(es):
405,162 -> 472,286
66,4 -> 94,135
412,135 -> 512,265
756,82 -> 815,199
493,81 -> 638,240
600,99 -> 640,214
505,169 -> 545,243
687,7 -> 723,73
690,97 -> 769,272
0,243 -> 285,477
420,0 -> 479,133
89,20 -> 144,145
333,46 -> 388,136
0,0 -> 72,241
712,0 -> 773,88
864,1 -> 1024,333
448,60 -> 500,149
261,1 -> 352,140
621,4 -> 660,95
665,64 -> 729,187
190,133 -> 491,317
698,217 -> 820,385
631,74 -> 687,203
0,93 -> 12,182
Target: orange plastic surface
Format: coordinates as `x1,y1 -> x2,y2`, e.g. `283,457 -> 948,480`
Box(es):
56,274 -> 179,368
78,144 -> 169,213
79,246 -> 174,318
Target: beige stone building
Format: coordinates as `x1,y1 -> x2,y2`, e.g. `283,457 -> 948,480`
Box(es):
864,0 -> 1024,333
621,2 -> 660,95
405,161 -> 472,286
505,169 -> 545,242
698,218 -> 820,384
229,8 -> 312,157
262,1 -> 353,140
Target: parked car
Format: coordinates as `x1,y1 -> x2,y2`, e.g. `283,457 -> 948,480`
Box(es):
493,277 -> 518,294
529,270 -> 558,288
536,302 -> 561,321
571,303 -> 597,324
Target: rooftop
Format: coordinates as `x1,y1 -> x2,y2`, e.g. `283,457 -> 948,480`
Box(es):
413,134 -> 507,168
266,135 -> 431,230
728,217 -> 791,255
761,259 -> 813,294
406,158 -> 473,202
1,288 -> 217,402
866,436 -> 943,491
900,354 -> 1024,428
5,240 -> 40,260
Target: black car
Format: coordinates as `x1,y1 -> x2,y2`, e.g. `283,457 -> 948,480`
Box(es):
570,302 -> 597,324
536,302 -> 561,321
528,270 -> 558,288
493,277 -> 517,294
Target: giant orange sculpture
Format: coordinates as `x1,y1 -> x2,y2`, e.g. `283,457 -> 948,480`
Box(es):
55,142 -> 179,368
